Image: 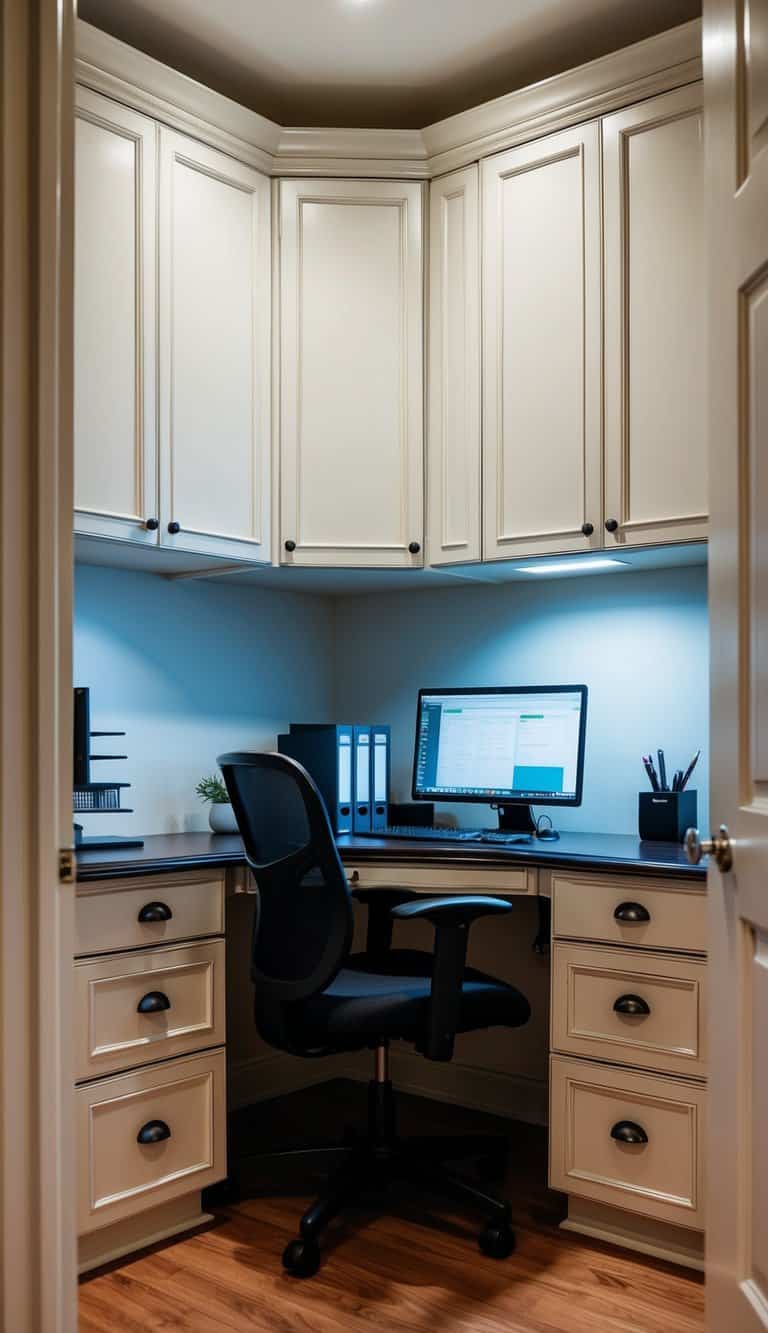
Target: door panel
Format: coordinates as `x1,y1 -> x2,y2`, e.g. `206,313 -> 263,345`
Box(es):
482,124 -> 602,560
280,180 -> 424,567
603,84 -> 707,547
159,130 -> 271,562
428,166 -> 481,565
74,88 -> 158,543
704,0 -> 768,1326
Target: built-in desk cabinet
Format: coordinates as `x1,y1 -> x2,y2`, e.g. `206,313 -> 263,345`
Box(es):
429,84 -> 706,566
602,84 -> 707,548
279,179 -> 425,568
74,88 -> 272,562
481,122 -> 603,563
74,870 -> 227,1272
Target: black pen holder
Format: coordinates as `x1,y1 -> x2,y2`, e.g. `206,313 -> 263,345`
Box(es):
638,790 -> 697,843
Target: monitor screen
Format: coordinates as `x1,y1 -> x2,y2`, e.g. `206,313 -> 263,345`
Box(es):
412,685 -> 587,806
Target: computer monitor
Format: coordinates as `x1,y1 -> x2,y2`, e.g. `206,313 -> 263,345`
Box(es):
412,685 -> 588,836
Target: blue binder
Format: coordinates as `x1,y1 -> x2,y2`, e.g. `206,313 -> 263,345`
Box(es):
278,724 -> 354,835
353,725 -> 372,832
370,726 -> 390,832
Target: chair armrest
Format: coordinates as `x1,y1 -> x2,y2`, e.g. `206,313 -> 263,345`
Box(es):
351,887 -> 417,956
391,896 -> 512,926
392,896 -> 513,1062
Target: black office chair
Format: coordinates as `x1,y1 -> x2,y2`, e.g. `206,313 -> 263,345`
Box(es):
217,750 -> 531,1278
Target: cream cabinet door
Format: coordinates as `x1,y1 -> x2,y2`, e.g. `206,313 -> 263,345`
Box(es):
702,0 -> 768,1326
482,123 -> 602,561
428,167 -> 481,565
603,84 -> 706,548
280,179 -> 424,567
74,87 -> 159,544
158,130 -> 271,562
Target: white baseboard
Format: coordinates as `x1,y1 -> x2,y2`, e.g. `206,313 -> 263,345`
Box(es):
376,1049 -> 548,1126
228,1051 -> 354,1110
229,1048 -> 547,1126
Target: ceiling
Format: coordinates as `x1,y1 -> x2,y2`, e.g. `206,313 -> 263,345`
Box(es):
77,0 -> 701,130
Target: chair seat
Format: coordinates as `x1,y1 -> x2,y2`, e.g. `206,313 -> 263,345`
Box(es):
293,949 -> 531,1048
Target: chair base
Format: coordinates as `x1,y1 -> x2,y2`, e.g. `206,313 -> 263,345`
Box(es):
220,1050 -> 516,1278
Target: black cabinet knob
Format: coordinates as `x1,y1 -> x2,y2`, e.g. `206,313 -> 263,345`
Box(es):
581,522 -> 594,537
613,993 -> 651,1017
613,901 -> 650,924
284,540 -> 296,552
136,1119 -> 171,1146
137,901 -> 173,924
610,1120 -> 648,1145
408,541 -> 421,554
145,518 -> 159,531
167,521 -> 181,535
605,518 -> 619,533
137,990 -> 171,1015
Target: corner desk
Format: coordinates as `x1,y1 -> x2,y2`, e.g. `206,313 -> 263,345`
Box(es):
75,831 -> 707,1273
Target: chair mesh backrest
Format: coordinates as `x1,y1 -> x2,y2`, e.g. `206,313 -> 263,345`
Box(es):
217,751 -> 354,1004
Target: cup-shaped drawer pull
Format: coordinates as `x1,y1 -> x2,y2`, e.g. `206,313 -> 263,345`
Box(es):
136,990 -> 171,1015
612,993 -> 651,1017
610,1120 -> 648,1146
613,901 -> 650,924
136,1119 -> 171,1146
137,901 -> 173,924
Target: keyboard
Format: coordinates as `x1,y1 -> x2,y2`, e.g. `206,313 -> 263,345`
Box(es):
358,825 -> 533,846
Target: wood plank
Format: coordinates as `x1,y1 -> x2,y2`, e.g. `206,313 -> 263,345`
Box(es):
79,1081 -> 704,1333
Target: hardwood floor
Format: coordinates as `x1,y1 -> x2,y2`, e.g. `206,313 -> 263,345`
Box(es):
79,1080 -> 705,1333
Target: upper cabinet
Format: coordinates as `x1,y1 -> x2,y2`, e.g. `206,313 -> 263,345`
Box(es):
74,96 -> 271,562
602,84 -> 706,547
158,131 -> 272,562
74,87 -> 158,544
481,123 -> 603,562
427,167 -> 481,566
279,180 -> 424,567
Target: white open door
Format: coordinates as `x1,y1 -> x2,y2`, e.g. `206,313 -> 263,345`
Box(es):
1,0 -> 76,1328
697,0 -> 768,1328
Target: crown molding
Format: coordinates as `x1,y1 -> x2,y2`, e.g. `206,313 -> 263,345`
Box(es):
423,18 -> 702,176
75,20 -> 280,172
76,17 -> 701,181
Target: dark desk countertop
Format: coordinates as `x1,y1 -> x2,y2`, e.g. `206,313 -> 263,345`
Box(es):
76,829 -> 706,883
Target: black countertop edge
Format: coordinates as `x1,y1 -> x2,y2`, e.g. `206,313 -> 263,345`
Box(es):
75,831 -> 706,884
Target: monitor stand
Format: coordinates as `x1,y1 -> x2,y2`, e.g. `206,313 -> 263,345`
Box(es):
496,804 -> 560,841
496,803 -> 536,835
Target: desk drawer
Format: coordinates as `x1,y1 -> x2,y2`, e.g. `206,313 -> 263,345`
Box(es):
551,874 -> 706,953
74,940 -> 226,1081
551,943 -> 707,1077
75,872 -> 226,957
549,1055 -> 705,1230
346,863 -> 536,896
77,1049 -> 226,1234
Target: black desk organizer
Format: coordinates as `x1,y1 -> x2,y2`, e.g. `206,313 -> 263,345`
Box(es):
73,686 -> 143,850
638,789 -> 697,843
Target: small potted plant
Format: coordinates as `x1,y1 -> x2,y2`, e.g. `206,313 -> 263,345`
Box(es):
196,773 -> 238,834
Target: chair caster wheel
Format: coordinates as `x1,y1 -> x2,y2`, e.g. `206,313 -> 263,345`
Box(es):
282,1237 -> 321,1278
479,1223 -> 515,1259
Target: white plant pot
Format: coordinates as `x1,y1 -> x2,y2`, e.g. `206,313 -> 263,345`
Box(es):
208,802 -> 238,834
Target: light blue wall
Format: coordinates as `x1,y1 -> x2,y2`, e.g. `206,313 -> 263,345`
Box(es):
333,567 -> 709,836
74,563 -> 709,840
74,566 -> 336,836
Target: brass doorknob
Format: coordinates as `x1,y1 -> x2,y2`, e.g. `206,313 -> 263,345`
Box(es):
685,825 -> 732,873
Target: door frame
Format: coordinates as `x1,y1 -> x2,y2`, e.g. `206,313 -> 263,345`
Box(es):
1,0 -> 77,1329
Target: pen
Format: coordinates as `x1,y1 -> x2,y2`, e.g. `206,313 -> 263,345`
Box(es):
643,756 -> 660,792
672,769 -> 683,792
657,749 -> 668,792
679,749 -> 701,792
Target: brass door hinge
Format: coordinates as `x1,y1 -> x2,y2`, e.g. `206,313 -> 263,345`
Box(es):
59,847 -> 76,883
